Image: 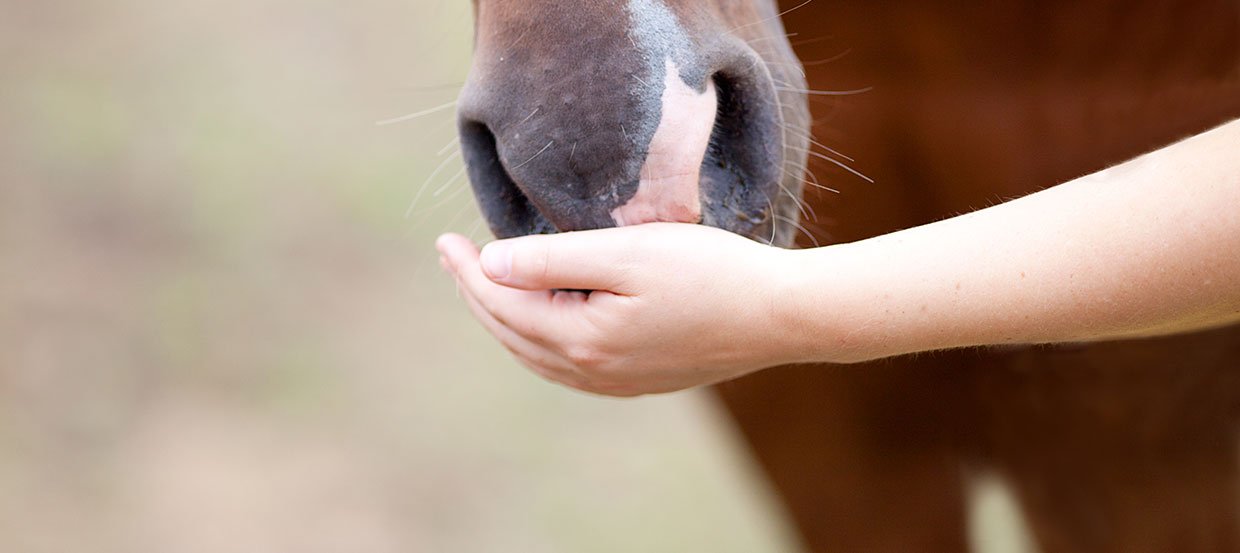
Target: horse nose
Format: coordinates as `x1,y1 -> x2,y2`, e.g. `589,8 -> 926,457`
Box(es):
456,2 -> 789,240
457,59 -> 718,235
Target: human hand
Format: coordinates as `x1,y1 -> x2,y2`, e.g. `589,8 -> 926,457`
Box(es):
436,223 -> 803,397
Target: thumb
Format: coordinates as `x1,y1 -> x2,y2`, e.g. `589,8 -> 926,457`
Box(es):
479,229 -> 637,293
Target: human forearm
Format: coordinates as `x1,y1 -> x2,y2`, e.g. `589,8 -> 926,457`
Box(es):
439,120 -> 1239,394
784,119 -> 1240,363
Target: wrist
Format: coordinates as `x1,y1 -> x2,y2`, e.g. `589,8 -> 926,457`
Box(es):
765,243 -> 893,365
776,237 -> 975,365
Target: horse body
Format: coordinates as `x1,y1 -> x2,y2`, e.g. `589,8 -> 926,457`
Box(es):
459,1 -> 1240,551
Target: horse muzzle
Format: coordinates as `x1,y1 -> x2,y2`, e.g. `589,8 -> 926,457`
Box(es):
456,0 -> 800,244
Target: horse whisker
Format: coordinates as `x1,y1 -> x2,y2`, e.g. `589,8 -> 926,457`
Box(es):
432,165 -> 469,198
377,99 -> 459,126
779,182 -> 811,221
774,85 -> 874,96
805,149 -> 874,183
517,107 -> 541,126
414,179 -> 472,223
400,81 -> 465,92
731,0 -> 815,33
789,35 -> 837,47
406,150 -> 463,218
802,48 -> 854,67
466,216 -> 487,243
437,201 -> 477,238
775,214 -> 821,248
765,197 -> 779,246
512,140 -> 554,170
436,137 -> 461,157
780,125 -> 857,162
785,165 -> 840,194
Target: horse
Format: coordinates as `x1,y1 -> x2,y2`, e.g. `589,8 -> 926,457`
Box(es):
454,0 -> 1240,551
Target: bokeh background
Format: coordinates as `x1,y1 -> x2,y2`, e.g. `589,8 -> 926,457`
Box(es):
0,1 -> 803,551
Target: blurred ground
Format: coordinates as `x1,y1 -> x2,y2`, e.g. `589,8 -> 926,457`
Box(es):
0,1 -> 801,551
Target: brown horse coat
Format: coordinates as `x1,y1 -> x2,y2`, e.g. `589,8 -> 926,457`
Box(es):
715,2 -> 1240,552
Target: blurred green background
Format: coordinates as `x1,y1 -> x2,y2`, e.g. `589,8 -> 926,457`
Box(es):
0,1 -> 802,551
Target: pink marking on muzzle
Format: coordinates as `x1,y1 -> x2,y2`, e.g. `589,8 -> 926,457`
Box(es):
611,59 -> 717,227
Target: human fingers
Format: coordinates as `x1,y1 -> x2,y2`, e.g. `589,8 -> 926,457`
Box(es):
453,282 -> 591,389
438,233 -> 576,343
454,281 -> 640,396
474,228 -> 646,293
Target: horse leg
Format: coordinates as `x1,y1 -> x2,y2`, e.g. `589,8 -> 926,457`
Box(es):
716,358 -> 976,552
977,336 -> 1240,553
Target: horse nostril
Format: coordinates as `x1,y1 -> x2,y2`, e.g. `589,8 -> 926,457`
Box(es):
458,119 -> 555,238
704,72 -> 733,169
696,66 -> 786,227
705,72 -> 753,172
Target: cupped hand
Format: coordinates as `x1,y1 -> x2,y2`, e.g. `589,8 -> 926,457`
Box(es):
436,223 -> 802,397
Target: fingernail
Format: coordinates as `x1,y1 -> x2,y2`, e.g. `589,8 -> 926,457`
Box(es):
480,243 -> 512,280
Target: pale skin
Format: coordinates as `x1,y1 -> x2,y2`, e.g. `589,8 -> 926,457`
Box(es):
437,119 -> 1240,397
